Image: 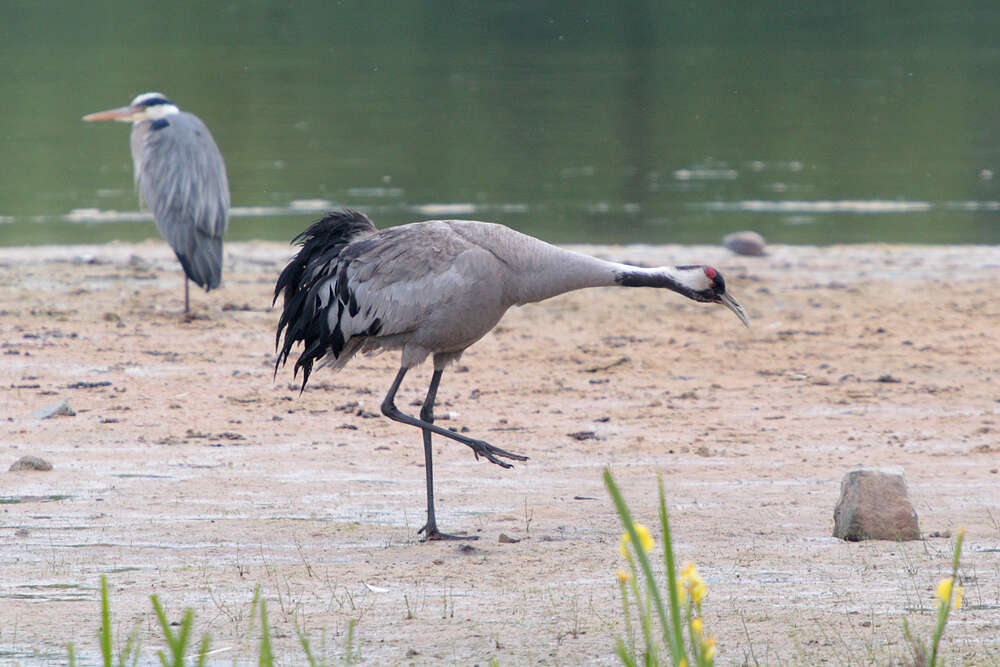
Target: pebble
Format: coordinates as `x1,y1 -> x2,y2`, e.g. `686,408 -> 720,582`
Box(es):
31,399 -> 75,419
9,455 -> 53,472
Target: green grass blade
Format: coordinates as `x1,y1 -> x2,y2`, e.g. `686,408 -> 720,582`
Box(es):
151,594 -> 194,667
175,610 -> 194,665
344,618 -> 357,665
929,530 -> 965,666
258,598 -> 274,667
615,637 -> 637,667
298,627 -> 321,667
120,626 -> 142,667
99,575 -> 113,667
195,634 -> 212,667
658,478 -> 686,659
604,469 -> 681,664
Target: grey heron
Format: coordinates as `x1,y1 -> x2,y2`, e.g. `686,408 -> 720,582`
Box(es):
83,92 -> 230,314
274,210 -> 749,540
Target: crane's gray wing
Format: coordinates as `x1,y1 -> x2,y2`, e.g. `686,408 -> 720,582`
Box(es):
275,218 -> 510,387
335,222 -> 498,337
131,112 -> 230,289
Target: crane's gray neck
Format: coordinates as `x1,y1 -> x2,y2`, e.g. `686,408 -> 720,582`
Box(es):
505,239 -> 694,305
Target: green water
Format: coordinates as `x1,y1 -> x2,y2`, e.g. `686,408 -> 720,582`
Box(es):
2,2 -> 1000,246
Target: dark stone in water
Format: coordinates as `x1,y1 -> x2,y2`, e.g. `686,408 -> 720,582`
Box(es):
723,231 -> 767,256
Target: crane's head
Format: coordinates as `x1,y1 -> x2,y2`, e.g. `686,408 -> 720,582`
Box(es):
674,265 -> 750,327
82,92 -> 179,124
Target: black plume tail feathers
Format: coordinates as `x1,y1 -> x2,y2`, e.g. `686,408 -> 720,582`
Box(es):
273,209 -> 378,389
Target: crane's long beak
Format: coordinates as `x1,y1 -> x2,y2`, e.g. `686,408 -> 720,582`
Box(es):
719,292 -> 750,327
82,105 -> 138,122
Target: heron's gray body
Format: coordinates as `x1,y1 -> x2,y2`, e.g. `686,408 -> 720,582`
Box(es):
130,111 -> 229,290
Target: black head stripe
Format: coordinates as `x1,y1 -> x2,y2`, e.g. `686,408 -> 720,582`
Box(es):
137,96 -> 173,108
713,273 -> 727,295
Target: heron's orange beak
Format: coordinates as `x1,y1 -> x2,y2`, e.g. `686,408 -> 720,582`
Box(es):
82,105 -> 139,123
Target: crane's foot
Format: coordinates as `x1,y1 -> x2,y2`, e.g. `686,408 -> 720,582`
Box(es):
418,524 -> 479,541
466,438 -> 528,468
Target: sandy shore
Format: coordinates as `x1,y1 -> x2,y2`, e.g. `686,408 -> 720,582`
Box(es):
1,239 -> 999,665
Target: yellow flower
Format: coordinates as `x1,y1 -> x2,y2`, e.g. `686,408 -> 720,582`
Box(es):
619,523 -> 654,559
679,660 -> 688,667
690,579 -> 707,603
936,577 -> 953,606
702,636 -> 717,661
691,617 -> 703,637
681,562 -> 707,602
617,569 -> 631,584
953,586 -> 963,609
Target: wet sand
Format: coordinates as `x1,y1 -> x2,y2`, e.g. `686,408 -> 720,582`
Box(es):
1,240 -> 999,664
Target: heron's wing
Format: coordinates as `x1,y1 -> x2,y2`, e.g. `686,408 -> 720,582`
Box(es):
131,113 -> 230,288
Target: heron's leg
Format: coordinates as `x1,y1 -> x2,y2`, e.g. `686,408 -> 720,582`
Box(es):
183,276 -> 190,314
416,370 -> 473,541
380,368 -> 528,469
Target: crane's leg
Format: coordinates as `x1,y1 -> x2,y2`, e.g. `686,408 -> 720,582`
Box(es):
380,367 -> 528,537
381,367 -> 528,468
416,370 -> 470,541
183,276 -> 190,314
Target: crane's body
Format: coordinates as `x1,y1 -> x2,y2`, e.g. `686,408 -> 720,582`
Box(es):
275,210 -> 748,539
84,92 -> 229,313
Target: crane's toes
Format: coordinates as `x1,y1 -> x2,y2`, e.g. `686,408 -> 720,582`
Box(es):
468,439 -> 528,468
419,525 -> 479,541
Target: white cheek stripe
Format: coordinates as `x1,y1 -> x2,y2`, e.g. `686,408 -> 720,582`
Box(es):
143,104 -> 180,120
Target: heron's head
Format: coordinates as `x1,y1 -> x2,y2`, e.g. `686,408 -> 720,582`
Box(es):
82,92 -> 179,124
673,265 -> 750,327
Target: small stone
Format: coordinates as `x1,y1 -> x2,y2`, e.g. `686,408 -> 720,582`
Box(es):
833,469 -> 920,541
723,231 -> 767,256
31,399 -> 75,419
567,431 -> 598,441
498,533 -> 521,544
127,254 -> 153,271
9,455 -> 53,472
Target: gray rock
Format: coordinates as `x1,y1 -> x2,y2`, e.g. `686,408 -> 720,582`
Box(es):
9,455 -> 53,472
833,469 -> 920,541
31,399 -> 75,419
723,231 -> 767,256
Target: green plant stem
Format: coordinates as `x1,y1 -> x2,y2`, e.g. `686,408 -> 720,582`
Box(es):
100,575 -> 112,667
604,469 -> 683,665
929,531 -> 965,666
619,576 -> 636,661
258,598 -> 274,667
657,478 -> 687,660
